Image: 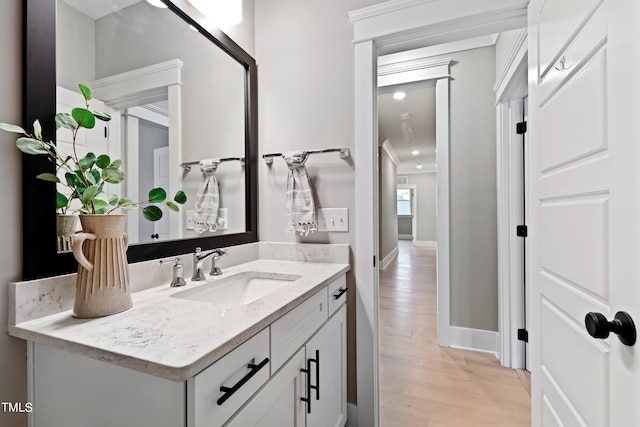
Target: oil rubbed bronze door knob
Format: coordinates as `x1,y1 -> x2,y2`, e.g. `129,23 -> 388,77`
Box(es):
585,311 -> 636,346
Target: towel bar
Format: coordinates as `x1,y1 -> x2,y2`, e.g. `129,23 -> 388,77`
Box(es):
180,157 -> 245,171
262,148 -> 350,165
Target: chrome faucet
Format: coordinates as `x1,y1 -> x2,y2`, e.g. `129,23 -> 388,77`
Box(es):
159,257 -> 187,287
192,247 -> 228,281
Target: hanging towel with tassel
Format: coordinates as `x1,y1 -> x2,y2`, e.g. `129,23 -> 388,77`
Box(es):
283,151 -> 317,235
193,158 -> 221,234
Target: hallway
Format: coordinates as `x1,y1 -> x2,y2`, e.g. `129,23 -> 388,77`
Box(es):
379,241 -> 531,426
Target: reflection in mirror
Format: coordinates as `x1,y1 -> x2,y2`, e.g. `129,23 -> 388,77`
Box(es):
56,0 -> 246,251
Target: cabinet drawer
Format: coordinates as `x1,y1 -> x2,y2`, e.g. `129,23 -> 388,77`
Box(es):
271,288 -> 328,372
327,275 -> 347,316
188,328 -> 270,427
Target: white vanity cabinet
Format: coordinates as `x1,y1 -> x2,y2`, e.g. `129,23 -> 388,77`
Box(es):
226,304 -> 347,427
26,275 -> 348,427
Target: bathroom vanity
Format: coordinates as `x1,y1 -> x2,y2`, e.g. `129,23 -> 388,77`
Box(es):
9,243 -> 349,427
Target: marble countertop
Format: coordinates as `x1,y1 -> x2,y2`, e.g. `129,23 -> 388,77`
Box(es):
9,259 -> 349,382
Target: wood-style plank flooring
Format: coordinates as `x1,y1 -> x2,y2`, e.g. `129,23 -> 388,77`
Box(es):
379,241 -> 531,426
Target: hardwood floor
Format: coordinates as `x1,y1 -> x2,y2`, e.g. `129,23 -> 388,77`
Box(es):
379,241 -> 531,426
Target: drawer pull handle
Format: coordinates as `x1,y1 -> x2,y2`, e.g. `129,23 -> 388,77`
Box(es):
217,357 -> 269,405
333,287 -> 348,300
301,350 -> 320,413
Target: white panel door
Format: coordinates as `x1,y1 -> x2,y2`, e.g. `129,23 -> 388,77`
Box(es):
529,0 -> 640,425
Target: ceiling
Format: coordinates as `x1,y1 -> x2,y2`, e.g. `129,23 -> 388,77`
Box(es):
378,83 -> 437,174
61,0 -> 142,20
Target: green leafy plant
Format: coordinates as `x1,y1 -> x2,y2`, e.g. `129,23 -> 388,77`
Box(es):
0,83 -> 186,220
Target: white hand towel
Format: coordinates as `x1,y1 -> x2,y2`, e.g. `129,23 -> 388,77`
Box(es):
283,151 -> 317,235
193,158 -> 221,234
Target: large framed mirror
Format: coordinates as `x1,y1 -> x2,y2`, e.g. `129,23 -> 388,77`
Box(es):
23,0 -> 258,279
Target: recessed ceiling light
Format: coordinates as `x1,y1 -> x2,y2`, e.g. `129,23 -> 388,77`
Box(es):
393,91 -> 406,100
187,0 -> 243,25
411,150 -> 419,155
417,164 -> 423,169
146,0 -> 168,8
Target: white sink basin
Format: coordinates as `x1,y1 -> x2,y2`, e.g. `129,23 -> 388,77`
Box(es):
170,272 -> 301,306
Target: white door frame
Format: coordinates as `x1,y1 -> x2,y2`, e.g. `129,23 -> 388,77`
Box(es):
350,1 -> 529,425
494,28 -> 529,369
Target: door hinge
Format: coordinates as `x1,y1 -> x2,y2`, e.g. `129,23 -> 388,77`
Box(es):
104,126 -> 108,138
516,121 -> 527,135
516,225 -> 528,237
373,256 -> 376,267
517,329 -> 529,343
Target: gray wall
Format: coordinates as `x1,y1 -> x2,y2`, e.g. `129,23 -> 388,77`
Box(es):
398,216 -> 412,236
56,0 -> 95,91
254,0 -> 382,405
407,172 -> 437,243
0,2 -> 26,425
445,46 -> 499,332
379,148 -> 398,262
495,28 -> 522,80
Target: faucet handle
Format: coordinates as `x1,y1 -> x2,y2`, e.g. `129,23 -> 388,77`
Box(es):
159,257 -> 188,287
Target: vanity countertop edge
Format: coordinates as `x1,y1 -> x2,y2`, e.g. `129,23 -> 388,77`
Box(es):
8,259 -> 350,382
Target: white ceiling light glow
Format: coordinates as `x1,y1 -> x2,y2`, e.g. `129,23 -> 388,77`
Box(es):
417,164 -> 423,169
187,0 -> 243,25
411,150 -> 419,155
393,91 -> 406,100
146,0 -> 168,8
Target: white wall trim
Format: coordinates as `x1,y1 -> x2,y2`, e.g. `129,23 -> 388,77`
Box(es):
346,403 -> 358,427
413,240 -> 437,247
351,1 -> 528,424
449,326 -> 500,357
379,245 -> 399,270
381,139 -> 401,166
494,27 -> 528,102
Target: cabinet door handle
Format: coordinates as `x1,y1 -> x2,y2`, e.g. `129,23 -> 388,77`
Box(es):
301,350 -> 319,413
333,287 -> 348,300
217,357 -> 269,405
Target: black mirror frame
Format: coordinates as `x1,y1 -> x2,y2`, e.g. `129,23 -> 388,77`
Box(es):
22,0 -> 258,280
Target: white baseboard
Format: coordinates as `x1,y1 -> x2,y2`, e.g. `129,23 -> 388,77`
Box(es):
346,403 -> 357,427
379,245 -> 399,270
413,240 -> 437,247
448,326 -> 499,357
398,234 -> 413,240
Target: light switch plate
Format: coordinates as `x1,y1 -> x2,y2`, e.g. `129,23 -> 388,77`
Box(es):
217,208 -> 228,230
317,208 -> 349,232
186,210 -> 194,230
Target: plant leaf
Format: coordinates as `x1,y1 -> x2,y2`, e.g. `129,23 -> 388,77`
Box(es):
16,137 -> 47,155
117,198 -> 138,210
148,188 -> 167,203
0,123 -> 26,134
166,201 -> 179,212
78,83 -> 92,101
85,171 -> 97,185
174,190 -> 187,204
56,192 -> 69,210
55,112 -> 78,130
79,152 -> 96,171
96,154 -> 111,169
92,192 -> 109,211
81,185 -> 99,205
72,108 -> 96,129
108,194 -> 119,206
36,172 -> 60,183
93,111 -> 111,122
32,120 -> 42,140
102,167 -> 125,184
142,205 -> 163,222
110,159 -> 122,168
65,172 -> 78,187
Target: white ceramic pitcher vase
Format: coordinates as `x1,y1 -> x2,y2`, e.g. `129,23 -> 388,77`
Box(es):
72,214 -> 133,318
